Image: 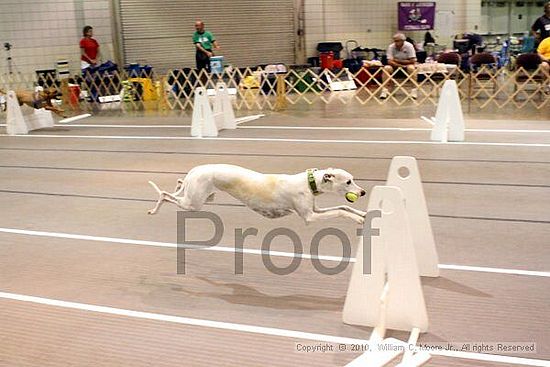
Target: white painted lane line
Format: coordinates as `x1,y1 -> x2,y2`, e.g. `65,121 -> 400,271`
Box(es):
438,264 -> 550,278
0,227 -> 346,262
0,291 -> 363,345
0,291 -> 548,367
467,128 -> 550,134
430,349 -> 550,367
1,227 -> 548,278
238,126 -> 550,134
37,124 -> 189,128
2,124 -> 550,134
1,134 -> 549,148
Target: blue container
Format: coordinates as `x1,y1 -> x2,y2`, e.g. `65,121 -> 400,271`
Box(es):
210,56 -> 224,74
125,63 -> 153,78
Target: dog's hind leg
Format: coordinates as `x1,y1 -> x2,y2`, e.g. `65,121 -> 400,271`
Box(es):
148,180 -> 208,214
148,192 -> 179,215
174,178 -> 185,195
148,181 -> 180,215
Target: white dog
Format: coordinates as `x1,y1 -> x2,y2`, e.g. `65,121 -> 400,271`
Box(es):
148,164 -> 367,224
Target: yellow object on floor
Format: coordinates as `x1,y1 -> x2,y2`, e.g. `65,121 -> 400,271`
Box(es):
241,75 -> 260,89
128,78 -> 158,101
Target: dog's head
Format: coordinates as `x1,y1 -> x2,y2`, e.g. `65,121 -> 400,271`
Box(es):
318,168 -> 366,202
42,87 -> 61,100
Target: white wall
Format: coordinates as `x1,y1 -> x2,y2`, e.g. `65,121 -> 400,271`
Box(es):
303,0 -> 482,58
0,0 -> 114,75
480,1 -> 542,35
0,0 -> 544,74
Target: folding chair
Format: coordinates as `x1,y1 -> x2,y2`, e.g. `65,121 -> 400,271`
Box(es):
468,52 -> 498,99
513,53 -> 548,100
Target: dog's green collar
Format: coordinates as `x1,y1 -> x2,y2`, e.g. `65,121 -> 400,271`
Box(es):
307,169 -> 321,196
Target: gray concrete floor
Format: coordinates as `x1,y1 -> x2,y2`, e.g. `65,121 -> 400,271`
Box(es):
82,99 -> 550,121
0,108 -> 549,367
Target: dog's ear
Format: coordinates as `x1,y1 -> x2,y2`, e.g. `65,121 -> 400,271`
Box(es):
323,173 -> 334,183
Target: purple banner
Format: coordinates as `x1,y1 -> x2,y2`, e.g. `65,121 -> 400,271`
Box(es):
398,2 -> 436,31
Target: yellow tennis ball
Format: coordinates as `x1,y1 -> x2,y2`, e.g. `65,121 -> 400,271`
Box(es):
345,192 -> 358,203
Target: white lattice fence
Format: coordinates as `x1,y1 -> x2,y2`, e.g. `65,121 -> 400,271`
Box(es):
1,65 -> 548,114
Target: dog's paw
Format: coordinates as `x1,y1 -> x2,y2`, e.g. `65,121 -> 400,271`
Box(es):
147,209 -> 156,215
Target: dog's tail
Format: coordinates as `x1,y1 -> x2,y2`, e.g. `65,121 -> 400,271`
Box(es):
148,180 -> 162,195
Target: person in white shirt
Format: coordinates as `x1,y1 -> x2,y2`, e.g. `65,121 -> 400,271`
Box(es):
380,33 -> 418,99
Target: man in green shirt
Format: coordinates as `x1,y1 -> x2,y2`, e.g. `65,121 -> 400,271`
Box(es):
193,20 -> 220,71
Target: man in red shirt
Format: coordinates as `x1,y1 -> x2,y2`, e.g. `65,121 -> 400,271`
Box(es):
80,25 -> 100,70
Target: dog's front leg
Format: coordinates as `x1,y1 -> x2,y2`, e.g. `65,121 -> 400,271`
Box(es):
303,209 -> 365,225
315,205 -> 367,217
45,105 -> 67,118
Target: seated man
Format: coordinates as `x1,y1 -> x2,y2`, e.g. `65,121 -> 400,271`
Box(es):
380,33 -> 418,99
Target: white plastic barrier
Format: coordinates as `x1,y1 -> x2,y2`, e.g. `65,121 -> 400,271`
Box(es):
191,83 -> 265,137
343,185 -> 429,332
421,80 -> 465,142
191,87 -> 218,137
6,91 -> 54,135
58,113 -> 92,124
191,83 -> 237,138
213,82 -> 236,130
386,156 -> 439,277
343,156 -> 439,367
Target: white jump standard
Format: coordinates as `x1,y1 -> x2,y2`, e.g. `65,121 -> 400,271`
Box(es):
344,156 -> 440,367
148,164 -> 367,224
421,80 -> 465,143
191,82 -> 265,137
5,90 -> 54,135
191,83 -> 236,138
